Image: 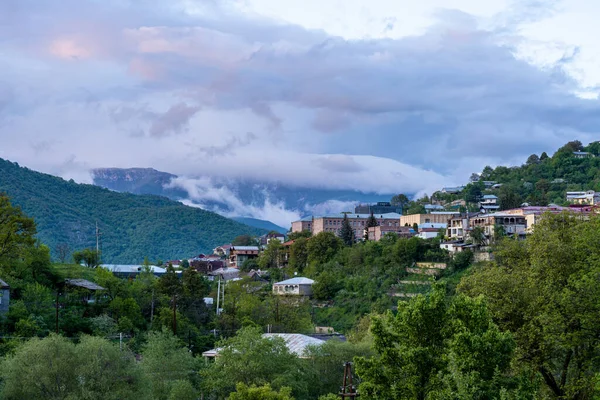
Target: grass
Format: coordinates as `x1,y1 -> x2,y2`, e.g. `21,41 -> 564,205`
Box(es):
52,263 -> 97,281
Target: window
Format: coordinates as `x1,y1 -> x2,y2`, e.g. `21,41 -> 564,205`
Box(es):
425,219 -> 431,223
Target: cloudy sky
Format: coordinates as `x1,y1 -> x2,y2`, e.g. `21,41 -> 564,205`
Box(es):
1,0 -> 599,202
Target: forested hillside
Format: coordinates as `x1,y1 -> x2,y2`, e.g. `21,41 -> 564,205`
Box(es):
475,140 -> 600,205
0,159 -> 266,263
426,140 -> 600,210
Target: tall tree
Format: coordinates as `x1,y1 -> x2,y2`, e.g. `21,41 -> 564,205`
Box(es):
339,214 -> 355,246
72,248 -> 100,268
459,213 -> 600,399
307,232 -> 344,264
355,284 -> 520,400
390,194 -> 410,210
201,327 -> 306,398
258,239 -> 283,269
158,264 -> 183,334
498,185 -> 523,210
364,212 -> 379,241
0,194 -> 36,265
288,237 -> 309,272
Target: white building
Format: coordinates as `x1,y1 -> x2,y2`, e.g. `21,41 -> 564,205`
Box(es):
273,277 -> 315,296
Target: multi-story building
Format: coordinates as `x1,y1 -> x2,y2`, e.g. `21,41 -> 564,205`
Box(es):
290,217 -> 313,233
367,225 -> 414,241
229,246 -> 260,268
470,213 -> 527,239
566,190 -> 600,206
354,202 -> 402,215
447,213 -> 479,240
400,212 -> 458,228
479,195 -> 500,213
292,213 -> 402,240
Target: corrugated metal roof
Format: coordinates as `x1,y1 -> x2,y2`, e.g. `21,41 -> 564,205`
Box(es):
263,333 -> 325,357
0,278 -> 9,289
202,333 -> 325,358
231,246 -> 260,251
274,277 -> 314,285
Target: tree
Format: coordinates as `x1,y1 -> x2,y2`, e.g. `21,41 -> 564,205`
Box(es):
463,182 -> 484,204
232,235 -> 257,246
288,237 -> 309,272
339,214 -> 355,246
201,327 -> 306,398
72,248 -> 100,268
406,203 -> 426,215
307,232 -> 343,265
459,213 -> 600,399
355,284 -> 519,400
390,194 -> 410,210
470,226 -> 486,246
540,151 -> 549,160
498,185 -> 523,210
0,194 -> 36,266
526,154 -> 540,165
287,230 -> 312,241
228,384 -> 294,400
469,173 -> 480,182
180,259 -> 189,269
141,330 -> 198,400
303,340 -> 373,398
55,243 -> 70,263
259,239 -> 283,269
158,264 -> 183,334
0,334 -> 146,400
364,212 -> 379,240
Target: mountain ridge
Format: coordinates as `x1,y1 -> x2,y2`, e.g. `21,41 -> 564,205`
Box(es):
0,159 -> 267,263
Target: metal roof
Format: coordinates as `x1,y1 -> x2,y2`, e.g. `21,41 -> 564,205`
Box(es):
482,195 -> 498,199
231,246 -> 260,251
263,334 -> 325,357
65,279 -> 105,291
0,278 -> 9,289
202,333 -> 325,358
274,277 -> 315,285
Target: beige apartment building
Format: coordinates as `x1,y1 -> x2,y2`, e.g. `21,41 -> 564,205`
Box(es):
367,225 -> 414,241
290,217 -> 313,233
400,212 -> 458,227
292,213 -> 402,240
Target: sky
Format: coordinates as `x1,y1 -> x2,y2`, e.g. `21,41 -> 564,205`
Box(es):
1,0 -> 600,224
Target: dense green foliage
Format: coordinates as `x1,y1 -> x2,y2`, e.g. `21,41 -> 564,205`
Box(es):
0,159 -> 266,263
460,213 -> 600,398
473,140 -> 600,206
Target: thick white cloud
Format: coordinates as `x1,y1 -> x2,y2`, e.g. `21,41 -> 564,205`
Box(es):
0,0 -> 599,207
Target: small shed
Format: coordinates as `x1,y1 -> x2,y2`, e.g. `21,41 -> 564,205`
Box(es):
273,277 -> 315,296
0,278 -> 10,314
65,279 -> 105,303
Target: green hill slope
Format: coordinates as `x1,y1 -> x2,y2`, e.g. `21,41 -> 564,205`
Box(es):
0,159 -> 266,263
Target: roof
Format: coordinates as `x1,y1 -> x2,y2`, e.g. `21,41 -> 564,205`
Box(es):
102,264 -> 177,275
482,195 -> 498,199
424,204 -> 444,210
274,277 -> 315,285
263,334 -> 325,356
65,279 -> 105,291
418,223 -> 447,229
202,333 -> 325,358
316,213 -> 402,219
231,246 -> 260,251
0,278 -> 9,289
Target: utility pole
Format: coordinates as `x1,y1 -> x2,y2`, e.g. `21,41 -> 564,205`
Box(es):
95,221 -> 102,265
150,289 -> 155,323
172,293 -> 177,335
339,362 -> 359,399
55,289 -> 59,334
216,277 -> 221,316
